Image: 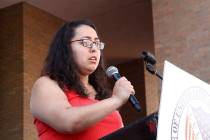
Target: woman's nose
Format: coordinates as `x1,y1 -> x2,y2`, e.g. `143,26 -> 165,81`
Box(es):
90,43 -> 97,53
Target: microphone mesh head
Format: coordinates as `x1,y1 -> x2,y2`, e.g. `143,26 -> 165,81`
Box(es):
106,66 -> 118,77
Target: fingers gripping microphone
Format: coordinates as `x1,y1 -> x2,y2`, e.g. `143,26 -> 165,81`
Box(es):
106,66 -> 141,112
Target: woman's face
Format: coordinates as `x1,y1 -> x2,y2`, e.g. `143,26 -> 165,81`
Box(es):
70,25 -> 101,76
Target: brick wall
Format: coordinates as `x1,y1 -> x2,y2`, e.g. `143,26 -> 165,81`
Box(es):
152,0 -> 210,85
23,3 -> 64,140
0,2 -> 64,140
0,3 -> 23,140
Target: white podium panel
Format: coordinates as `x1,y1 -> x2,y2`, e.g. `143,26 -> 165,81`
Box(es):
157,61 -> 210,140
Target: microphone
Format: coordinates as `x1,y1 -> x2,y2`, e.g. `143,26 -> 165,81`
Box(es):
106,66 -> 141,112
141,51 -> 156,65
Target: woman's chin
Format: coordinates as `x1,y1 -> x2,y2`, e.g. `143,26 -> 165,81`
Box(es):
82,67 -> 97,75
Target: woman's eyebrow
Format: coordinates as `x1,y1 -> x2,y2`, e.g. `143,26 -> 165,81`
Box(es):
81,36 -> 99,41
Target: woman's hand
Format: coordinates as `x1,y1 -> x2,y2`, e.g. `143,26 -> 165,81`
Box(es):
111,77 -> 135,105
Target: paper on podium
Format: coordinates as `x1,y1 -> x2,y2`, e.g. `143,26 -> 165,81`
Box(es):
157,61 -> 210,140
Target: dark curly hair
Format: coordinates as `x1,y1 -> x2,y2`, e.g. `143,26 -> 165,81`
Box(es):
41,19 -> 111,100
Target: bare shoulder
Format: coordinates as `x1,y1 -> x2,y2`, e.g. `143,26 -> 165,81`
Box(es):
33,76 -> 57,89
32,76 -> 63,93
30,76 -> 69,117
31,76 -> 66,100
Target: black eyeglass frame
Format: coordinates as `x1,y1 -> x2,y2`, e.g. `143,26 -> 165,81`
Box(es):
70,39 -> 105,50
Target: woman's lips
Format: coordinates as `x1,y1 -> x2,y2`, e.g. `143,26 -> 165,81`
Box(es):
89,56 -> 97,63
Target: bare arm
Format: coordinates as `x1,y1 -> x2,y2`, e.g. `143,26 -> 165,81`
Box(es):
30,76 -> 134,133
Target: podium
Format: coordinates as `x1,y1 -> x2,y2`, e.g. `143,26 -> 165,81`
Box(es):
100,112 -> 158,140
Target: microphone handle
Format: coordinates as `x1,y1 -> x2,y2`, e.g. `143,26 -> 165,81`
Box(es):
112,73 -> 141,112
129,95 -> 141,112
112,73 -> 121,81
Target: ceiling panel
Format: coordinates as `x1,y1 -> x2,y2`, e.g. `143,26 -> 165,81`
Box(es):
0,0 -> 141,21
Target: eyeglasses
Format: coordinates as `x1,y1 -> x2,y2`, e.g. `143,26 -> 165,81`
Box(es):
70,39 -> 105,50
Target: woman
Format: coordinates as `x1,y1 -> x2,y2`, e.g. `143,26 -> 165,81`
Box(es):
30,19 -> 135,140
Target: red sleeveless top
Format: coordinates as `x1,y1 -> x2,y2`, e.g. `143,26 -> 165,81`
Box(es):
34,89 -> 123,140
